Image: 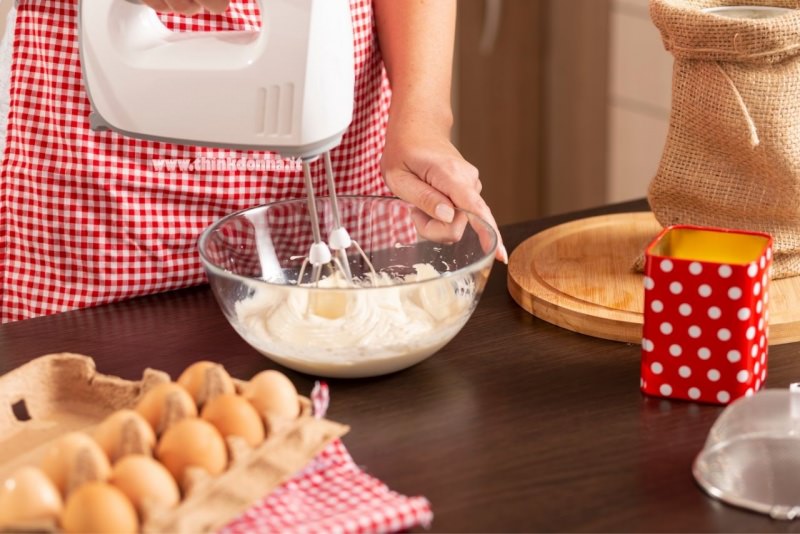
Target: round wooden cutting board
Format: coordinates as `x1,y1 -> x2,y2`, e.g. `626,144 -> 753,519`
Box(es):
507,212 -> 800,345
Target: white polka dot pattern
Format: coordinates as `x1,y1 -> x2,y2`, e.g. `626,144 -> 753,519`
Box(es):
736,370 -> 749,383
641,242 -> 772,405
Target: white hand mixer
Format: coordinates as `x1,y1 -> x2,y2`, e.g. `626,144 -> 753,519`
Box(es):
78,0 -> 373,285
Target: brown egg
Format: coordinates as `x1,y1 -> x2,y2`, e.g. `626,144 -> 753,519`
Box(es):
242,370 -> 300,420
156,418 -> 227,484
92,409 -> 156,462
110,455 -> 179,516
177,361 -> 235,407
201,393 -> 265,447
39,432 -> 111,497
135,382 -> 197,435
0,466 -> 63,528
61,482 -> 138,534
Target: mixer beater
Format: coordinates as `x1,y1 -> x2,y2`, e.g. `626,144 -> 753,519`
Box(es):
297,153 -> 376,287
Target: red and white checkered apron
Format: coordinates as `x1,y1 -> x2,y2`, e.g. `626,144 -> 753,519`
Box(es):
1,0 -> 392,323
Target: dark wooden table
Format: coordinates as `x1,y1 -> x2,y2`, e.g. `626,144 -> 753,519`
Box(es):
2,198 -> 799,532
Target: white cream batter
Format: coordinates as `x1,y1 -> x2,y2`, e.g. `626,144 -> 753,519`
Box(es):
233,264 -> 475,378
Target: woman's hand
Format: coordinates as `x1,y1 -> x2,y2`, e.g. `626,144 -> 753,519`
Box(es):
142,0 -> 229,15
373,0 -> 506,263
381,114 -> 508,264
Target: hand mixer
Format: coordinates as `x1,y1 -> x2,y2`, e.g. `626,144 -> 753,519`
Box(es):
78,0 -> 373,286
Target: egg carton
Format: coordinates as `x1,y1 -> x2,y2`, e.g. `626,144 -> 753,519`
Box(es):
0,353 -> 349,533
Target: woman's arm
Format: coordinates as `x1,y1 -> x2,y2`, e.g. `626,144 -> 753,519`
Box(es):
374,0 -> 507,262
374,0 -> 456,139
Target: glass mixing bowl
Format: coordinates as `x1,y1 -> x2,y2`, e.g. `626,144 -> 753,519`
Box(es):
198,196 -> 496,378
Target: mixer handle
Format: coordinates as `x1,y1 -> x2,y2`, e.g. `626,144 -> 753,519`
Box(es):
119,0 -> 264,19
120,0 -> 262,17
80,0 -> 354,155
81,0 -> 322,72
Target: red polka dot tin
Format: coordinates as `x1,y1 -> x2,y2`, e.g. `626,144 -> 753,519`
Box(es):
641,225 -> 773,405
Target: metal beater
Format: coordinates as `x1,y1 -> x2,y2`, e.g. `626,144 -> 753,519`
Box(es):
297,152 -> 376,287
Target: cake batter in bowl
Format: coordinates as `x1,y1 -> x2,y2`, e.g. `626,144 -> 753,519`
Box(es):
198,196 -> 496,378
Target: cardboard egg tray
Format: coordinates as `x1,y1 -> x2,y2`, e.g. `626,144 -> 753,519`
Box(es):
0,353 -> 349,533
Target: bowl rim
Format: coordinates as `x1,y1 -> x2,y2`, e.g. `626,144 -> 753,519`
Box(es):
197,195 -> 497,291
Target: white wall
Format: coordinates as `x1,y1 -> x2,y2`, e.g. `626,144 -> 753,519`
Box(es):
607,0 -> 673,203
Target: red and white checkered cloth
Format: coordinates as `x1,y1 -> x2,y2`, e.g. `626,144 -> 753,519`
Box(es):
222,439 -> 433,534
1,0 -> 393,323
222,383 -> 433,534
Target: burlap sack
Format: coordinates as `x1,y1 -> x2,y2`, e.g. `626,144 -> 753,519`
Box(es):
649,0 -> 800,278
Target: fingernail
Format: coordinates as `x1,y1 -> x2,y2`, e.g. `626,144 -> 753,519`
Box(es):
499,244 -> 509,264
435,203 -> 455,223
